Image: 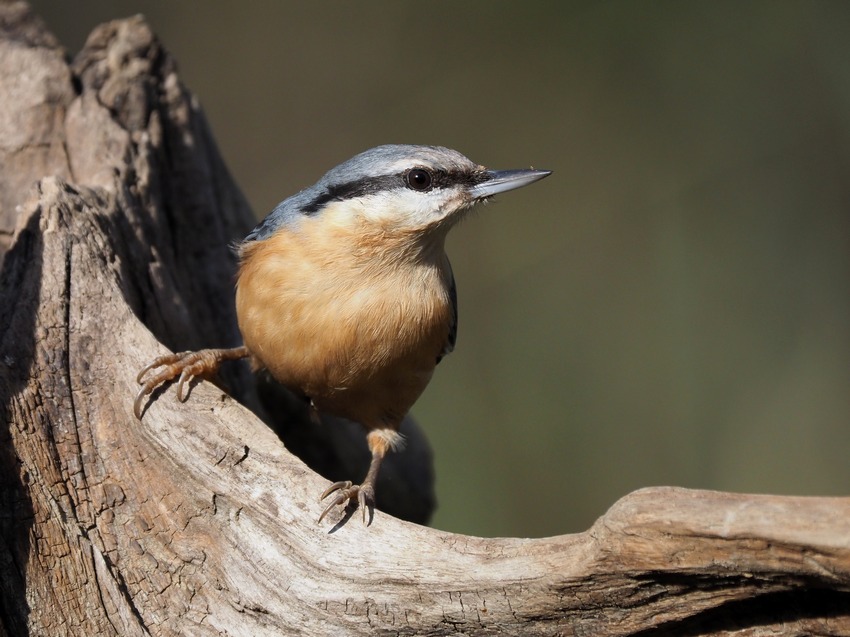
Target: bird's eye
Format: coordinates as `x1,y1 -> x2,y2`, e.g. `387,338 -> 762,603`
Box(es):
405,168 -> 433,192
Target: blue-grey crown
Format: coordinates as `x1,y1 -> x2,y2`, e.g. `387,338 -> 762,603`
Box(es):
243,145 -> 480,242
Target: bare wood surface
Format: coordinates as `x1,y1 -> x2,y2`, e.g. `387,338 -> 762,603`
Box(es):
1,3 -> 849,636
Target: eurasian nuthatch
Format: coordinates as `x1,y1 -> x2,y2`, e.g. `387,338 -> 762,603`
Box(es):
135,144 -> 551,524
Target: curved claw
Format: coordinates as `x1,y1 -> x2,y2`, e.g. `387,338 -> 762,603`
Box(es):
317,480 -> 375,525
176,368 -> 194,402
136,352 -> 187,384
132,346 -> 250,421
134,354 -> 195,420
358,488 -> 369,525
318,481 -> 354,524
133,385 -> 149,420
320,480 -> 353,501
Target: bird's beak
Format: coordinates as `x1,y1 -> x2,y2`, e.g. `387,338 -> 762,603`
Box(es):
470,168 -> 552,200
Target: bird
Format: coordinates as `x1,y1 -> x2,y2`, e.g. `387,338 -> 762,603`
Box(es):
134,144 -> 551,524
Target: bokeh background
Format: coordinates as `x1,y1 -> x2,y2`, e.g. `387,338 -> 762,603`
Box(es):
30,1 -> 850,538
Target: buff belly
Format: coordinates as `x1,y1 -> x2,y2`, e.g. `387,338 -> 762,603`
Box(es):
235,222 -> 453,429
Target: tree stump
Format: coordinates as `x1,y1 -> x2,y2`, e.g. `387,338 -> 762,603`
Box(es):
1,3 -> 849,635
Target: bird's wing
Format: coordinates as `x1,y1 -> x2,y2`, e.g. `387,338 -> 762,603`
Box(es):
437,262 -> 458,364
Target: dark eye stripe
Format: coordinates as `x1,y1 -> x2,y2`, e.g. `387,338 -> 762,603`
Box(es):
433,169 -> 489,189
300,174 -> 399,213
301,169 -> 489,214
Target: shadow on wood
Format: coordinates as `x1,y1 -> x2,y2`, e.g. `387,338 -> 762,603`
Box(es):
0,3 -> 848,635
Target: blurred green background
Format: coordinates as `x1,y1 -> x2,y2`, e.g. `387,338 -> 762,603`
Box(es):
31,1 -> 850,538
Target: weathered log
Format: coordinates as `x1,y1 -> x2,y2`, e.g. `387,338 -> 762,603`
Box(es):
1,3 -> 848,635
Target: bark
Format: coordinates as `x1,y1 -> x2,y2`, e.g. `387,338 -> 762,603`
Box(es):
0,3 -> 848,636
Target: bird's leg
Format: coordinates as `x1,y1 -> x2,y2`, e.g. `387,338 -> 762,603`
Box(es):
134,345 -> 250,419
318,428 -> 402,525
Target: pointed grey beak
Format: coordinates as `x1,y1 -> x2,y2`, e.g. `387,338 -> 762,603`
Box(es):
470,168 -> 552,199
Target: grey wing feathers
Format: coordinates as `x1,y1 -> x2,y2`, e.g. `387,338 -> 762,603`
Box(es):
243,195 -> 307,242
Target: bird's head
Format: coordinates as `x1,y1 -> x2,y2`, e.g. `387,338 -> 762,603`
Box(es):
245,144 -> 550,257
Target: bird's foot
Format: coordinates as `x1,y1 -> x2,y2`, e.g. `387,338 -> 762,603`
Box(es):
133,346 -> 249,419
318,480 -> 375,525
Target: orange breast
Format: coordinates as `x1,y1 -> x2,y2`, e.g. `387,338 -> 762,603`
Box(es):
235,216 -> 454,429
